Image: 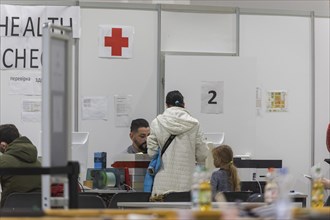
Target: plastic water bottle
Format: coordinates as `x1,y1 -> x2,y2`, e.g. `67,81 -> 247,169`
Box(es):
264,167 -> 278,204
275,168 -> 292,220
191,165 -> 201,210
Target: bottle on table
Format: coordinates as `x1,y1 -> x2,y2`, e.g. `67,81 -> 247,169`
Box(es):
311,166 -> 324,208
264,167 -> 279,204
198,165 -> 212,211
191,165 -> 201,210
275,168 -> 292,220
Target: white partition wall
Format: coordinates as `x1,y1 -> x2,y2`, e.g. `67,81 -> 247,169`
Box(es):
79,7 -> 158,166
0,72 -> 41,154
0,4 -> 79,156
164,55 -> 257,157
161,10 -> 237,53
314,17 -> 330,180
71,132 -> 90,181
240,14 -> 312,198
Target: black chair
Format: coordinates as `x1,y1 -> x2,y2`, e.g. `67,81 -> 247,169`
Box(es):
108,192 -> 151,208
241,181 -> 265,194
222,191 -> 253,202
2,192 -> 42,210
163,191 -> 191,202
78,193 -> 107,208
3,192 -> 107,209
247,193 -> 264,202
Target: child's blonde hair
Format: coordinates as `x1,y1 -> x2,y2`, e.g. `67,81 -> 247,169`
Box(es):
212,144 -> 240,191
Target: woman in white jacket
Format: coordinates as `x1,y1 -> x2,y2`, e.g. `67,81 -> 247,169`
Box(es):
147,90 -> 208,197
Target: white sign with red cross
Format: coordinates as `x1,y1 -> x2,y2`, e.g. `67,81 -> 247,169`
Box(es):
98,25 -> 134,58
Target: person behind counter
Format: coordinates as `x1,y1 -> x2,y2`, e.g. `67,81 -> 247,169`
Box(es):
126,118 -> 150,154
0,124 -> 41,207
147,90 -> 208,200
211,144 -> 241,201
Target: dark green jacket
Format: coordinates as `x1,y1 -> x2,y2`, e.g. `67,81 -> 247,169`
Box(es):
0,136 -> 41,207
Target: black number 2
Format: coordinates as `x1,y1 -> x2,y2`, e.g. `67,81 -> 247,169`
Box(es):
208,90 -> 217,104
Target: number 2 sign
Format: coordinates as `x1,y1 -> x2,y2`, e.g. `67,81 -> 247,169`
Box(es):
201,81 -> 223,114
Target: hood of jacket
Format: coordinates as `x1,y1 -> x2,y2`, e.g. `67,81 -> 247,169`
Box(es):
156,107 -> 198,135
5,136 -> 38,163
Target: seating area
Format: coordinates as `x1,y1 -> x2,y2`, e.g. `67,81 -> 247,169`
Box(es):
2,192 -> 107,210
2,192 -> 42,210
1,191 -> 197,210
0,190 -> 307,213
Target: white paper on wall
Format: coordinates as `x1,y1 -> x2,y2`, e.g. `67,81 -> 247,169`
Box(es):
81,96 -> 109,120
201,81 -> 224,114
114,95 -> 132,127
21,99 -> 41,122
9,72 -> 41,95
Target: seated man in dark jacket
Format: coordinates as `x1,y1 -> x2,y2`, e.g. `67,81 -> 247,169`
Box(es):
0,124 -> 41,207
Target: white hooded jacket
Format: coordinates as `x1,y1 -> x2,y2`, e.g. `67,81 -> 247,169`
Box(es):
147,107 -> 208,195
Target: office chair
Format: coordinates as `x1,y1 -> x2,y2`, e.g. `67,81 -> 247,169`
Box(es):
78,193 -> 107,208
108,192 -> 151,209
222,191 -> 253,202
163,191 -> 191,202
240,181 -> 265,194
2,192 -> 42,210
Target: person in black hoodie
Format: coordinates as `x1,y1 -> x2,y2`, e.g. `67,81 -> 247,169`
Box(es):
0,124 -> 41,207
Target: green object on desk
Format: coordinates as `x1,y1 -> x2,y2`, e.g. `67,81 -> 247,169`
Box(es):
86,168 -> 121,189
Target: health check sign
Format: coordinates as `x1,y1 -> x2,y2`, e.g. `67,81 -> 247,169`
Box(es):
98,25 -> 134,58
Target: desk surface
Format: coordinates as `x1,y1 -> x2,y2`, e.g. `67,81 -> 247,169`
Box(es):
117,201 -> 302,209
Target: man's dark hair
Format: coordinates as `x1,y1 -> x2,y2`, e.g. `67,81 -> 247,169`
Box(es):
130,119 -> 149,132
0,124 -> 20,144
166,90 -> 184,108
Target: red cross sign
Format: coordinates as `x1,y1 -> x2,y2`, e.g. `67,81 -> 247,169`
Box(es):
104,28 -> 128,56
99,25 -> 134,58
